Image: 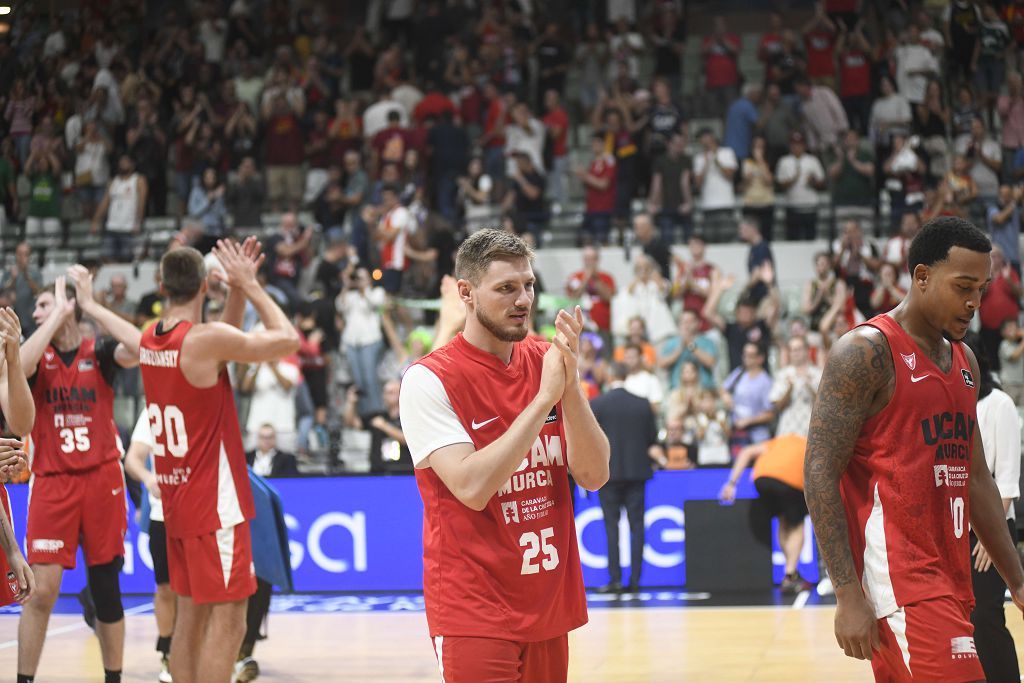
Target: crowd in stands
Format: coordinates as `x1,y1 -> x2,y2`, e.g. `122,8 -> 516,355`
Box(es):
0,0 -> 1023,473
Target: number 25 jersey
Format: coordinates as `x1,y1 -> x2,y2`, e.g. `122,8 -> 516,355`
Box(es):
139,321 -> 254,539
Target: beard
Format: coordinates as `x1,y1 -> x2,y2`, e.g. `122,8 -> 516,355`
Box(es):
476,305 -> 530,343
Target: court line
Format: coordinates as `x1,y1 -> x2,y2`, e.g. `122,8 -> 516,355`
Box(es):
792,590 -> 811,609
0,602 -> 154,650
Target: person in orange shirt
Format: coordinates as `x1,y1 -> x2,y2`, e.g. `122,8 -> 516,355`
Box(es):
719,433 -> 810,593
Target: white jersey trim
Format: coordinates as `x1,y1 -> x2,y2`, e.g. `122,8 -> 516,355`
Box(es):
216,440 -> 244,529
433,635 -> 446,682
399,364 -> 473,468
863,482 -> 898,618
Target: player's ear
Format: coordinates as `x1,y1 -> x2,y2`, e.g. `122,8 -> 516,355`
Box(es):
913,263 -> 929,291
457,278 -> 473,304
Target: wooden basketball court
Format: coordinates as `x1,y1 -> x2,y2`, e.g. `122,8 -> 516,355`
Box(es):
2,601 -> 1023,681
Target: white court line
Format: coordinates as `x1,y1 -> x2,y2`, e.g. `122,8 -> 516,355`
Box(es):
792,590 -> 811,609
0,602 -> 154,650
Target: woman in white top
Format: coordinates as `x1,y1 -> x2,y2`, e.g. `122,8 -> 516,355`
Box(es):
457,156 -> 494,234
336,266 -> 387,415
74,120 -> 111,218
741,135 -> 775,241
969,342 -> 1021,682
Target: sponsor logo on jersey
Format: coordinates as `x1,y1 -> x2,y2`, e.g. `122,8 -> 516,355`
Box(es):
951,636 -> 978,660
31,539 -> 65,552
961,369 -> 974,388
44,351 -> 53,361
901,352 -> 917,371
139,348 -> 180,368
78,359 -> 94,372
501,501 -> 520,524
545,407 -> 558,424
934,464 -> 967,488
6,571 -> 17,596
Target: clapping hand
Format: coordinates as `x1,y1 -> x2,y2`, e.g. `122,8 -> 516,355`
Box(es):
212,237 -> 264,290
553,306 -> 584,384
0,308 -> 21,360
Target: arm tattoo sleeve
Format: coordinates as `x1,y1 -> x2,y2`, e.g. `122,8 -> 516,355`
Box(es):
804,329 -> 892,591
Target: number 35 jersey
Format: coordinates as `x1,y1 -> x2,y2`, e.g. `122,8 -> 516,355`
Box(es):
140,321 -> 254,539
401,333 -> 588,642
844,314 -> 976,618
30,338 -> 122,475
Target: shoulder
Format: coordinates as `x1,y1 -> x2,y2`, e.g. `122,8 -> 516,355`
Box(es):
824,325 -> 894,383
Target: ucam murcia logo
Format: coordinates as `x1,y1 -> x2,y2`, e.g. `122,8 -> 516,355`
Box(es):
901,352 -> 917,371
951,636 -> 978,660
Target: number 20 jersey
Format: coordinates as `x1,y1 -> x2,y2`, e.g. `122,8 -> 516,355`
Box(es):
30,339 -> 121,475
843,314 -> 976,617
139,321 -> 254,539
413,334 -> 588,642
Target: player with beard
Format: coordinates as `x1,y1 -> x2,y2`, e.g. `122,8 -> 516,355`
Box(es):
399,228 -> 609,681
805,216 -> 1024,681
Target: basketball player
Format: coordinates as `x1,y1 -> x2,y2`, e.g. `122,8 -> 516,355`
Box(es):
805,217 -> 1024,681
399,229 -> 610,681
139,239 -> 298,683
17,268 -> 143,683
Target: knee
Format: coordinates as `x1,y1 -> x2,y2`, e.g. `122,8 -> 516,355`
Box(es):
30,574 -> 60,610
87,560 -> 124,624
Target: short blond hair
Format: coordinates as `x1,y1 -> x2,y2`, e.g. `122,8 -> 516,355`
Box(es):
454,229 -> 534,285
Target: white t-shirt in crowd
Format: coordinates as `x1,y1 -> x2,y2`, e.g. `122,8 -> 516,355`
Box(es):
337,287 -> 386,347
693,147 -> 738,210
977,389 -> 1021,520
895,44 -> 938,105
623,371 -> 665,407
776,154 -> 825,209
130,410 -> 163,522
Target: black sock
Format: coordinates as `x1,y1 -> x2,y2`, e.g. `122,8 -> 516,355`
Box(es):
17,675 -> 34,683
104,669 -> 121,683
157,634 -> 171,656
239,641 -> 254,659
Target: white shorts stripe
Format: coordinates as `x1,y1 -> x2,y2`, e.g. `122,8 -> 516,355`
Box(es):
886,608 -> 912,675
433,635 -> 446,682
215,526 -> 235,589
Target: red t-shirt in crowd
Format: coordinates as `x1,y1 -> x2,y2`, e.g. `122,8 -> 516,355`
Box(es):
585,154 -> 616,214
759,33 -> 783,62
702,34 -> 740,88
371,127 -> 410,171
542,107 -> 569,158
805,29 -> 837,79
566,270 -> 616,332
981,270 -> 1022,330
483,98 -> 506,148
265,114 -> 305,166
839,49 -> 872,97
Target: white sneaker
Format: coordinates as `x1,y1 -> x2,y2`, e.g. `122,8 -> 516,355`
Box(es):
158,654 -> 173,682
231,657 -> 260,683
816,576 -> 834,597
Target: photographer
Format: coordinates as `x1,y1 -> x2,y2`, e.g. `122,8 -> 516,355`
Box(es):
986,185 -> 1022,273
344,382 -> 410,473
336,266 -> 386,415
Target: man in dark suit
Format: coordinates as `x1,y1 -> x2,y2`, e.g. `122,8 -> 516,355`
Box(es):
245,423 -> 300,478
590,362 -> 663,594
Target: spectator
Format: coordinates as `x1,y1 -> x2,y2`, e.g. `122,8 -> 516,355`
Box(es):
337,266 -> 387,416
261,86 -> 306,211
658,309 -> 718,391
869,76 -> 912,155
981,246 -> 1023,370
760,83 -> 801,166
956,116 -> 1003,209
370,109 -> 412,179
187,168 -> 229,253
23,141 -> 63,244
802,251 -> 849,333
724,84 -> 762,162
312,167 -> 347,235
125,96 -> 167,215
894,23 -> 940,107
478,82 -> 507,186
829,128 -> 876,213
883,132 -> 927,228
758,12 -> 786,66
73,120 -> 112,219
502,151 -> 547,245
988,185 -> 1023,272
264,212 -> 313,305
614,254 -> 674,343
342,150 -> 370,262
832,219 -> 880,320
542,89 -> 570,211
776,132 -> 826,241
613,316 -> 659,369
675,234 -> 721,328
704,282 -> 775,372
953,83 -> 983,143
575,23 -> 610,121
535,22 -> 570,102
595,100 -> 639,231
646,77 -> 683,162
226,156 -> 265,234
883,211 -> 922,289
621,343 -> 665,413
647,130 -> 693,244
802,4 -> 838,84
741,135 -> 776,242
944,0 -> 983,85
0,242 -> 41,337
591,361 -> 660,594
701,16 -> 740,116
944,154 -> 979,216
607,17 -> 644,82
566,245 -> 616,338
915,80 -> 952,180
665,360 -> 703,423
246,424 -> 300,478
650,6 -> 686,95
5,78 -> 38,166
344,380 -> 410,473
869,261 -> 907,314
722,342 -> 775,453
99,273 -> 138,323
836,22 -> 873,133
0,138 -> 17,226
240,357 -> 300,452
794,77 -> 848,154
693,129 -> 738,241
976,3 -> 1011,126
999,319 -> 1024,404
457,157 -> 494,234
303,109 -> 333,203
575,133 -> 617,245
427,111 -> 470,224
328,98 -> 362,158
686,389 -> 732,466
767,30 -> 807,96
632,213 -> 670,279
367,183 -> 412,295
998,72 -> 1024,181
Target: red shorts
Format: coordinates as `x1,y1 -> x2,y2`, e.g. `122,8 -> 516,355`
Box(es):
26,460 -> 127,568
168,522 -> 256,605
430,633 -> 569,682
873,596 -> 984,682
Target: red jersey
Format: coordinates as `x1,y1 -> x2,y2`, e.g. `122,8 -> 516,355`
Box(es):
483,98 -> 506,149
542,108 -> 569,158
843,315 -> 976,618
139,321 -> 254,539
804,30 -> 837,78
980,270 -> 1021,330
585,154 -> 617,214
682,261 -> 715,331
30,339 -> 121,475
371,127 -> 410,172
566,270 -> 615,332
411,334 -> 587,641
839,50 -> 872,97
702,35 -> 740,88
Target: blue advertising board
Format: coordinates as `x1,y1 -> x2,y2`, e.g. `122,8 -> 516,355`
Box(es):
4,470 -> 817,593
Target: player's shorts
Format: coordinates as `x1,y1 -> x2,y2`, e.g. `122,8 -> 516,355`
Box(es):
872,596 -> 984,682
26,460 -> 127,568
430,633 -> 568,682
0,484 -> 22,607
168,522 -> 256,605
148,520 -> 169,586
754,476 -> 808,526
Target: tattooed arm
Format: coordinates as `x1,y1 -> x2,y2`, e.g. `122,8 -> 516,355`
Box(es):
804,326 -> 893,661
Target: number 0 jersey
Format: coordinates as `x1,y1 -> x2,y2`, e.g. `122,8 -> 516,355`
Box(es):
844,315 -> 976,617
400,333 -> 588,642
139,321 -> 254,539
30,339 -> 122,475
